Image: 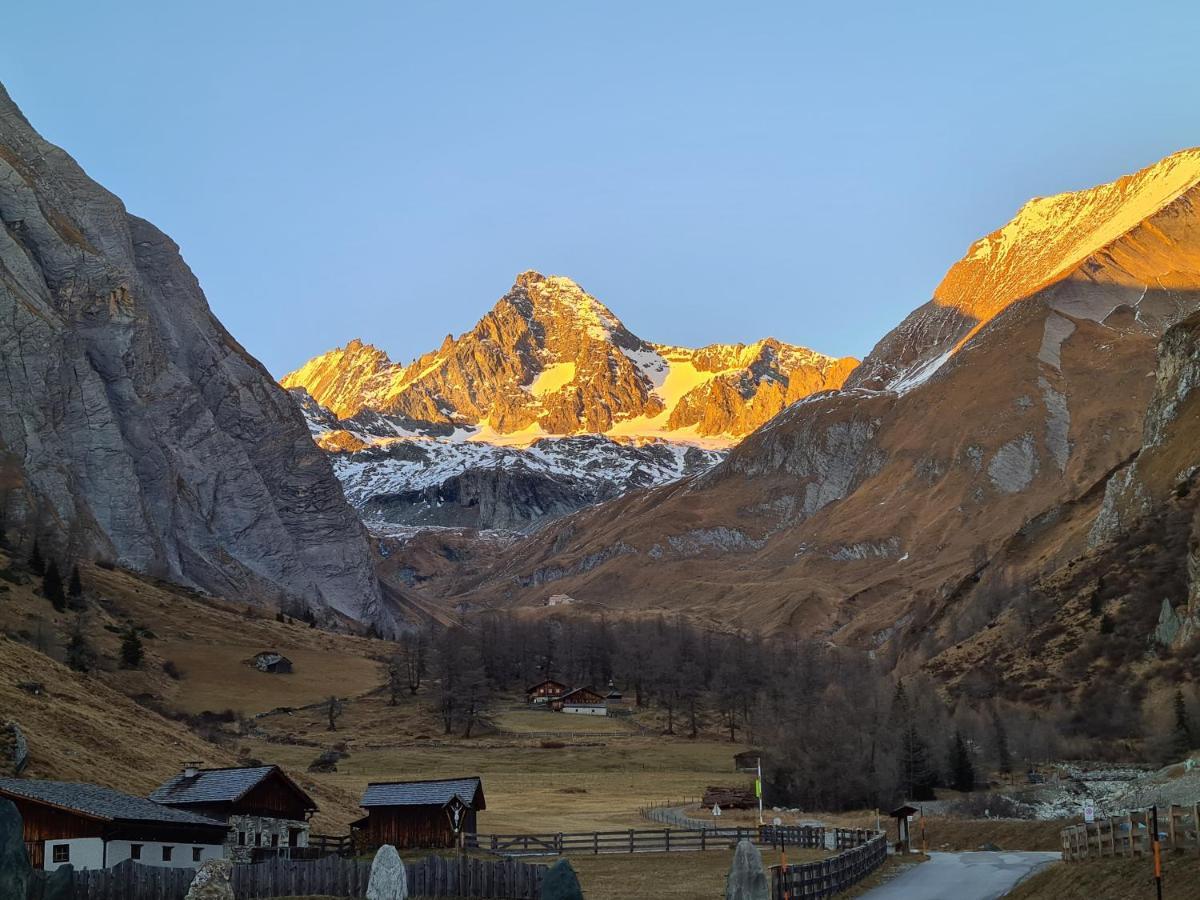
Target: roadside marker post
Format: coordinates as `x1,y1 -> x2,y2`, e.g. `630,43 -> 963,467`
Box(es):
1151,805 -> 1163,900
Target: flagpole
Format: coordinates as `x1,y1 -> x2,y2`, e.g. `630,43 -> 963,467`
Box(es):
757,757 -> 764,826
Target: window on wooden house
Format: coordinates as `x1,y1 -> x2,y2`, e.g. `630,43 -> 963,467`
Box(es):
255,832 -> 263,846
52,845 -> 70,864
192,847 -> 203,862
271,833 -> 280,847
162,846 -> 174,862
238,832 -> 246,846
130,844 -> 143,860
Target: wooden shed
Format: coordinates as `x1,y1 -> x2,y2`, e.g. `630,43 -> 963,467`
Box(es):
733,750 -> 763,773
352,777 -> 485,850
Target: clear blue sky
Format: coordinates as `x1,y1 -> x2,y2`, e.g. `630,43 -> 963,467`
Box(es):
4,2 -> 1198,376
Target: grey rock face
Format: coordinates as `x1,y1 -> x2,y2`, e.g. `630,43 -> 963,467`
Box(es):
725,838 -> 769,900
184,859 -> 234,900
0,798 -> 30,900
366,844 -> 408,900
0,83 -> 387,627
987,434 -> 1039,494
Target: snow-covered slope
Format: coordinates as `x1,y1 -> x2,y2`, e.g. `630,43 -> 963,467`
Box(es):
290,387 -> 722,531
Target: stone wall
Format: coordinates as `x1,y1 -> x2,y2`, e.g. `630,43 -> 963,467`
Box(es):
226,815 -> 309,863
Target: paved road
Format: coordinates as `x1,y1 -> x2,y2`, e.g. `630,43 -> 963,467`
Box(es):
860,851 -> 1061,899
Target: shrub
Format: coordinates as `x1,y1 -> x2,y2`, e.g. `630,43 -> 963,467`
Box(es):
540,740 -> 566,749
162,659 -> 183,680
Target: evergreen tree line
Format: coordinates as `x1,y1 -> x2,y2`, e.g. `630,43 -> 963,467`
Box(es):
387,614 -> 1074,810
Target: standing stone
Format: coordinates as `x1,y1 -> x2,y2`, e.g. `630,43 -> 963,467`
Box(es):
366,844 -> 408,900
540,858 -> 583,900
725,838 -> 769,900
184,858 -> 234,900
42,863 -> 75,900
0,798 -> 30,900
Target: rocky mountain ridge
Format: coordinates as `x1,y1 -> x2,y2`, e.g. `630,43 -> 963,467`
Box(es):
0,83 -> 390,628
282,272 -> 858,445
282,272 -> 855,531
440,148 -> 1200,658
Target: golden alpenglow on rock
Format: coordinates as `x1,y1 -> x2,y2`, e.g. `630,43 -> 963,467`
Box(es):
282,271 -> 857,446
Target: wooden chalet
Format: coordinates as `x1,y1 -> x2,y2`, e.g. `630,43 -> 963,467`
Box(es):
0,777 -> 228,871
149,765 -> 316,860
733,750 -> 762,773
352,777 -> 485,850
551,686 -> 607,714
525,679 -> 567,704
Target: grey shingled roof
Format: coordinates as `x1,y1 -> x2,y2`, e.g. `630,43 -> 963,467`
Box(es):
361,777 -> 485,810
149,765 -> 314,809
0,778 -> 225,827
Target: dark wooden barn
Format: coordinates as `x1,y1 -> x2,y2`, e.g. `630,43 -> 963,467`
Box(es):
525,679 -> 567,704
150,765 -> 317,859
0,777 -> 228,870
352,777 -> 485,850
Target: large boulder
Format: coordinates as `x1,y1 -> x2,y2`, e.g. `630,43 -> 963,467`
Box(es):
0,798 -> 30,900
366,844 -> 408,900
42,863 -> 75,900
725,838 -> 769,900
540,858 -> 583,900
183,858 -> 234,900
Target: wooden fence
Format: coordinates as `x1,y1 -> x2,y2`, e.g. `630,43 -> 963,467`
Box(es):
1061,803 -> 1200,861
27,854 -> 547,899
769,832 -> 887,899
759,825 -> 826,849
468,826 -> 764,857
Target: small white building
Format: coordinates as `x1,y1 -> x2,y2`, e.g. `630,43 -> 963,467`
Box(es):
552,686 -> 609,716
0,777 -> 228,871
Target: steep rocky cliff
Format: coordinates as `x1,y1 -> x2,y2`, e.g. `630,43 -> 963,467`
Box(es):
448,148 -> 1200,648
283,272 -> 853,531
0,83 -> 387,626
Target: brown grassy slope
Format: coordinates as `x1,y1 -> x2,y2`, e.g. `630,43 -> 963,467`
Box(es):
447,292 -> 1160,648
0,634 -> 239,792
0,551 -> 389,824
1007,857 -> 1200,899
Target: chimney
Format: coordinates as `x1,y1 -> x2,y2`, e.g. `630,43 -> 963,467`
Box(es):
183,761 -> 201,779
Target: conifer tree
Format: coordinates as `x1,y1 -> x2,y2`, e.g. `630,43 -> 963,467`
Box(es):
120,627 -> 144,669
67,565 -> 84,607
42,561 -> 65,611
66,615 -> 96,673
993,711 -> 1012,776
949,730 -> 976,793
1172,688 -> 1193,759
29,538 -> 45,576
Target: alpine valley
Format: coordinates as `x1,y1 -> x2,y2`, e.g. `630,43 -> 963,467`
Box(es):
7,66 -> 1200,720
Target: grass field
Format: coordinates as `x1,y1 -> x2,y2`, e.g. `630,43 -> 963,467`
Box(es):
1006,856 -> 1200,898
488,707 -> 637,734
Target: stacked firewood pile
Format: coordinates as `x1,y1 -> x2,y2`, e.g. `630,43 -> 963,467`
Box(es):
702,785 -> 756,809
